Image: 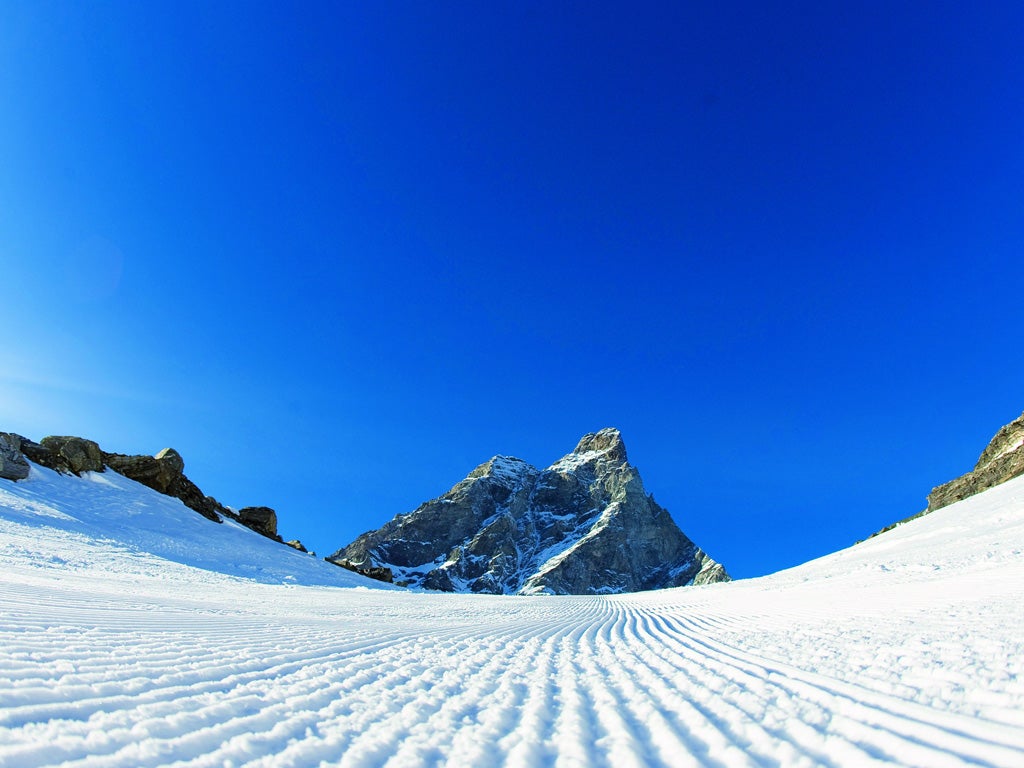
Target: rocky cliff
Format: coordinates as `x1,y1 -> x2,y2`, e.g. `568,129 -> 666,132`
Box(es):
330,428 -> 728,595
864,409 -> 1024,541
927,411 -> 1024,511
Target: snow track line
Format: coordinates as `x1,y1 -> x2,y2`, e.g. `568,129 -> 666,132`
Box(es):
2,587 -> 1023,768
671,609 -> 1024,756
622,609 -> 787,767
568,604 -> 650,768
584,605 -> 722,768
632,608 -> 921,767
633,606 -> 1023,767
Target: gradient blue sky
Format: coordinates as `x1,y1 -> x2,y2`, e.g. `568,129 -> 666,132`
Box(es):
3,2 -> 1024,578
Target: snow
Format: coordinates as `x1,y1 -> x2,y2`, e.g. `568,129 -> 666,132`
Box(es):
548,449 -> 605,474
991,436 -> 1024,463
483,456 -> 536,487
0,464 -> 395,590
2,463 -> 1024,766
520,504 -> 617,595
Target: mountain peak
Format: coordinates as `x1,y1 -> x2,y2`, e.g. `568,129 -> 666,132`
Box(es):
332,428 -> 727,594
572,427 -> 627,462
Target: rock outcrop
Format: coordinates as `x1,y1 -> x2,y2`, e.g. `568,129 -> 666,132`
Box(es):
928,411 -> 1024,512
238,506 -> 278,540
40,436 -> 105,474
9,435 -> 61,472
331,428 -> 728,595
0,434 -> 30,481
326,557 -> 394,584
865,409 -> 1024,542
0,433 -> 108,476
4,434 -> 106,475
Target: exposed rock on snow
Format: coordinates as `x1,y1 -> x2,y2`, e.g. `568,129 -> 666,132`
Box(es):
928,410 -> 1024,511
326,556 -> 395,583
103,448 -> 182,494
7,434 -> 65,472
39,435 -> 105,474
0,434 -> 30,480
238,505 -> 279,539
867,408 -> 1024,540
332,428 -> 728,595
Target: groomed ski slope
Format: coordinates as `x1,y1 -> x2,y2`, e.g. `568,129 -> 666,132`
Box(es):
1,465 -> 1023,767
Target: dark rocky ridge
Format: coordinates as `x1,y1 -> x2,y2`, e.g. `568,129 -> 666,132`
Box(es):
0,431 -> 303,548
866,409 -> 1024,540
927,411 -> 1024,512
0,434 -> 30,481
328,558 -> 395,583
331,428 -> 728,595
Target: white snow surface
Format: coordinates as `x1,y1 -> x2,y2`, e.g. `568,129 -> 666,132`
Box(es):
547,449 -> 605,475
476,456 -> 536,487
991,436 -> 1024,463
2,463 -> 1024,767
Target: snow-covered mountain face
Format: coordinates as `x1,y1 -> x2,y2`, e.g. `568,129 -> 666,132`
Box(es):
332,428 -> 728,594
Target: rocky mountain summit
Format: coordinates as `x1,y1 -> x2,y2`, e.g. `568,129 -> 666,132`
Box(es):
331,428 -> 728,595
927,411 -> 1024,511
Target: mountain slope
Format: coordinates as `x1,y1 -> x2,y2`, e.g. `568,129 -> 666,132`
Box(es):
2,446 -> 1023,766
332,428 -> 727,594
0,460 -> 395,590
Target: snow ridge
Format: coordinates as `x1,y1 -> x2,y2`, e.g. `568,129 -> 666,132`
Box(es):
0,463 -> 395,589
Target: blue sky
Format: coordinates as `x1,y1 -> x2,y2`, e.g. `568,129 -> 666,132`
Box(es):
2,1 -> 1024,578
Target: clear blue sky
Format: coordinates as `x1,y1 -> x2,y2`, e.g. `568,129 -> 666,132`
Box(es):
3,1 -> 1023,578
